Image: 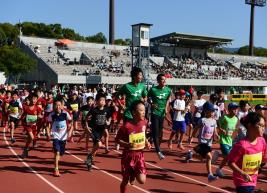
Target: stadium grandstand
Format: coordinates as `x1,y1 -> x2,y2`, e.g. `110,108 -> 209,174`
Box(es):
19,33 -> 267,93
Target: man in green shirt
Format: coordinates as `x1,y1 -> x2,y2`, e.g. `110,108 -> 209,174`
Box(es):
119,67 -> 147,120
148,74 -> 171,160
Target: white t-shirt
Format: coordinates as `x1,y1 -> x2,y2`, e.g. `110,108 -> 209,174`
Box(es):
173,99 -> 185,121
48,111 -> 72,141
194,99 -> 206,118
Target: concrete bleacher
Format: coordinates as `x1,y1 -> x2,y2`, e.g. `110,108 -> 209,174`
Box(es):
19,36 -> 267,87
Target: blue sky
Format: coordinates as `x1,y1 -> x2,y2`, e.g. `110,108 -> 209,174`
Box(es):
1,0 -> 267,48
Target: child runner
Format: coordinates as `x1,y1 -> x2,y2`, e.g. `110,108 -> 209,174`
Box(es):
234,100 -> 251,143
228,112 -> 267,193
115,100 -> 151,193
168,89 -> 186,150
43,91 -> 54,138
215,102 -> 239,177
189,102 -> 219,182
21,94 -> 43,158
193,90 -> 206,129
254,104 -> 267,142
77,96 -> 95,150
85,93 -> 111,170
8,91 -> 23,144
47,99 -> 73,177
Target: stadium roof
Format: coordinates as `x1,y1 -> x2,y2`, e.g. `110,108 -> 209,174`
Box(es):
150,32 -> 233,48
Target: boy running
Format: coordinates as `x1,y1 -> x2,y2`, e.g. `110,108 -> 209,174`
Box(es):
115,100 -> 151,193
47,99 -> 73,177
85,93 -> 111,170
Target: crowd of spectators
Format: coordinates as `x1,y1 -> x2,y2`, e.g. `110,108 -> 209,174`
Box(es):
150,56 -> 267,80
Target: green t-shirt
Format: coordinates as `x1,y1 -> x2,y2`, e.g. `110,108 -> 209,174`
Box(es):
219,115 -> 238,146
119,82 -> 147,119
148,86 -> 171,117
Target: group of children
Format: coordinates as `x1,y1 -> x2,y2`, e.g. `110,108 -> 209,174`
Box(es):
1,80 -> 267,193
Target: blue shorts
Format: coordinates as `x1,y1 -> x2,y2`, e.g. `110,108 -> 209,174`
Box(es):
185,112 -> 193,125
172,121 -> 186,133
53,139 -> 66,156
193,117 -> 201,126
220,144 -> 232,156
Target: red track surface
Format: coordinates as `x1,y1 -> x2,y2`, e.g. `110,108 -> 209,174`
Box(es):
1,124 -> 266,193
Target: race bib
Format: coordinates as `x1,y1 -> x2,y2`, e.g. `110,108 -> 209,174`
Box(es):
242,152 -> 262,175
129,132 -> 146,150
70,104 -> 78,111
10,107 -> 18,114
26,115 -> 38,124
55,121 -> 66,133
201,125 -> 213,140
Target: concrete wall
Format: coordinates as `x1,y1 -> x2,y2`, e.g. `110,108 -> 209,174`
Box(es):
20,40 -> 58,87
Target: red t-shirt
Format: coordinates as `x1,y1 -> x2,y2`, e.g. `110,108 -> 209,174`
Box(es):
116,119 -> 147,151
37,97 -> 47,109
22,105 -> 42,125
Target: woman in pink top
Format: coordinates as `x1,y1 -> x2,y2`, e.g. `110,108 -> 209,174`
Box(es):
228,112 -> 267,193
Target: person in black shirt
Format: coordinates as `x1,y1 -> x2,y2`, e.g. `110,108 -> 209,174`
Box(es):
77,96 -> 95,150
85,93 -> 111,170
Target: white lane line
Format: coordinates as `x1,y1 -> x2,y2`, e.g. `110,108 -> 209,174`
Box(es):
3,128 -> 65,193
65,151 -> 150,193
113,150 -> 232,193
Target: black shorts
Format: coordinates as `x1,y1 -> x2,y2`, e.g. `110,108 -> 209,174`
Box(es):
91,130 -> 105,145
194,143 -> 212,158
72,112 -> 79,121
9,116 -> 20,126
53,139 -> 66,156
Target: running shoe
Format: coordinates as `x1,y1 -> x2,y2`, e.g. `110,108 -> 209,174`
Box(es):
11,138 -> 16,144
185,150 -> 193,162
216,168 -> 225,178
21,148 -> 29,159
157,151 -> 165,160
53,169 -> 61,177
208,174 -> 218,182
85,154 -> 93,171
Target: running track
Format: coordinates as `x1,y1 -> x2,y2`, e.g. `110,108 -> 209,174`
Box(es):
0,125 -> 266,193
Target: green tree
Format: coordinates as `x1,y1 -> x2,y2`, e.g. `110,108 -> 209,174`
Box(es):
0,27 -> 6,46
85,32 -> 107,44
236,46 -> 267,57
0,46 -> 37,83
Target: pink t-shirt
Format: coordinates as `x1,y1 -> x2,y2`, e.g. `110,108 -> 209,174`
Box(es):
228,137 -> 267,187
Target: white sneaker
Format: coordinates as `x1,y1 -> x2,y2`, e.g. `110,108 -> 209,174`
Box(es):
216,168 -> 224,178
211,150 -> 219,164
157,152 -> 165,160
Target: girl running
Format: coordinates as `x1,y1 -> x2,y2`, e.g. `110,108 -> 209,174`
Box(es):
228,112 -> 267,193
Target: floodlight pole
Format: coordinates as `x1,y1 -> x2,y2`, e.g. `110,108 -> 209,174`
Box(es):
109,0 -> 115,44
249,4 -> 255,56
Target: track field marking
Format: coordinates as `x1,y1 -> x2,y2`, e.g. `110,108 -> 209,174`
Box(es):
65,151 -> 151,193
113,150 -> 232,193
2,128 -> 65,193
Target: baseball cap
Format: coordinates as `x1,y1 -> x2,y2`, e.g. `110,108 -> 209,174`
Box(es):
179,89 -> 186,95
205,102 -> 216,111
228,102 -> 239,109
255,104 -> 267,110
